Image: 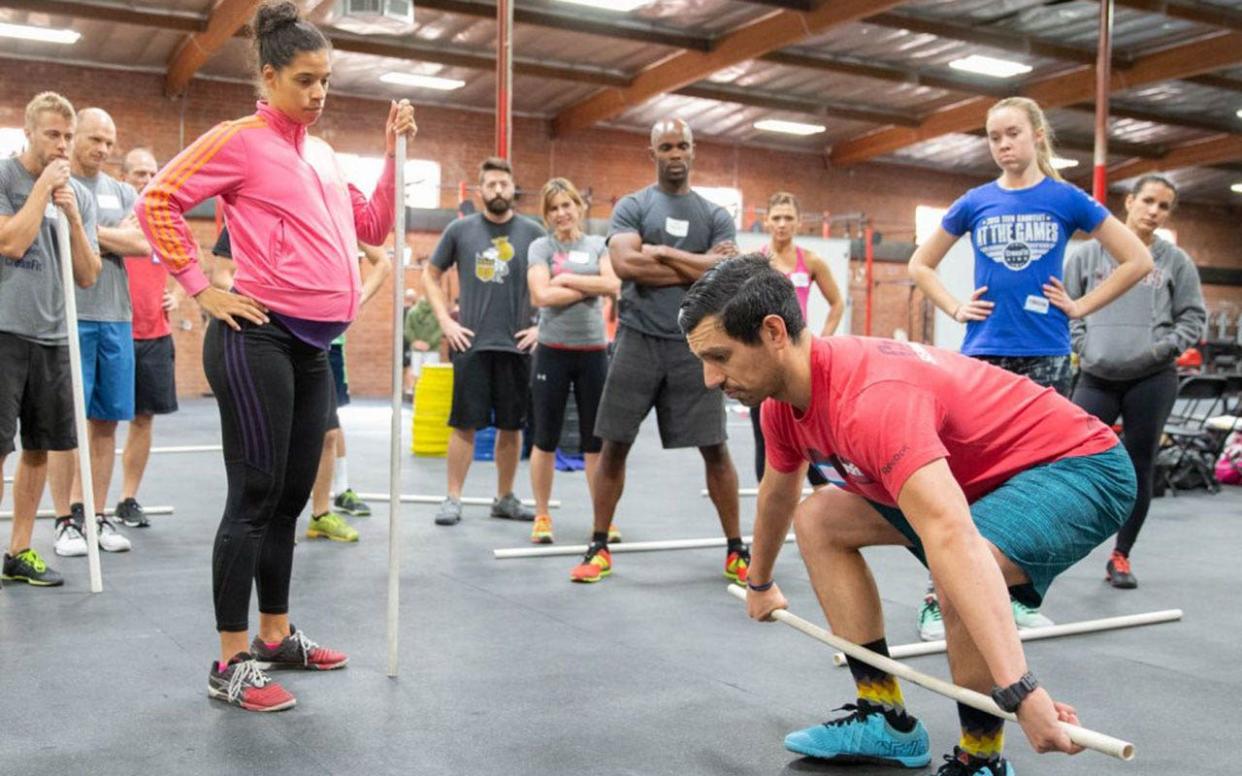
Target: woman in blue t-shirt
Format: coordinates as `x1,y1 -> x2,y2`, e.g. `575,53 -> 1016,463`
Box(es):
906,97 -> 1153,644
910,96 -> 1152,397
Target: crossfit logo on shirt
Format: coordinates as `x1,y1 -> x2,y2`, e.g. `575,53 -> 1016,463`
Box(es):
475,237 -> 515,284
974,213 -> 1059,271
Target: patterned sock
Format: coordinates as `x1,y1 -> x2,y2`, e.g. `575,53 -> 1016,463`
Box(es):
957,702 -> 1005,761
846,638 -> 913,731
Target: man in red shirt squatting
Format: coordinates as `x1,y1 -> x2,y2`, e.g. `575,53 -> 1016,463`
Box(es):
679,256 -> 1135,776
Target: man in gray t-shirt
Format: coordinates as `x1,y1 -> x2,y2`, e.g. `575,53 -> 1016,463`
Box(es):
423,157 -> 545,526
568,118 -> 745,586
46,108 -> 147,558
0,92 -> 103,587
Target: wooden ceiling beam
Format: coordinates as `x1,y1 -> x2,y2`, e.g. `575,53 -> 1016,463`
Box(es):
413,0 -> 711,51
0,0 -> 203,32
165,0 -> 262,98
674,83 -> 921,127
829,31 -> 1242,165
552,0 -> 905,135
1108,133 -> 1242,180
1115,0 -> 1242,33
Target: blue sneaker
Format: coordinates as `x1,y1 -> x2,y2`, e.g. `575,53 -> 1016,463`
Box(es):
934,747 -> 1015,775
784,702 -> 931,767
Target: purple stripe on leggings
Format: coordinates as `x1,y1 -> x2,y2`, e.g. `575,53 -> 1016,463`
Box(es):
221,326 -> 255,466
231,327 -> 272,471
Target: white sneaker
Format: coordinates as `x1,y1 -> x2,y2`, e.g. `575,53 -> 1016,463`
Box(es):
96,517 -> 132,553
1011,599 -> 1054,629
917,594 -> 945,641
54,519 -> 88,557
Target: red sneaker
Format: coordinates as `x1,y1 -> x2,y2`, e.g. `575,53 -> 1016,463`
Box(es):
1106,550 -> 1137,589
208,653 -> 296,712
570,544 -> 612,583
725,547 -> 750,586
252,626 -> 349,670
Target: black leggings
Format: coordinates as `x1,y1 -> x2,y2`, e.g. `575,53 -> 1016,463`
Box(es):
204,319 -> 332,632
750,404 -> 829,487
530,345 -> 608,454
1072,367 -> 1179,557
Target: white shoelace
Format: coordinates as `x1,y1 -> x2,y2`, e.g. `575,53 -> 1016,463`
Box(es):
225,660 -> 271,703
288,630 -> 320,667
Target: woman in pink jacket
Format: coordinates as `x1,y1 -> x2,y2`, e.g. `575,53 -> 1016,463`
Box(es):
136,0 -> 415,712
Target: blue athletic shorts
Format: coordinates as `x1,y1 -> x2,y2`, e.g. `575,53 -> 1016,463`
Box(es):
868,443 -> 1136,607
79,321 -> 135,422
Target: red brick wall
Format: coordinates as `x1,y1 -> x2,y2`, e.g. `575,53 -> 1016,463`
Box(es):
2,58 -> 1238,396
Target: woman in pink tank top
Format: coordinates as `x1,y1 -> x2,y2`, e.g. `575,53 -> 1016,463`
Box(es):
753,191 -> 846,488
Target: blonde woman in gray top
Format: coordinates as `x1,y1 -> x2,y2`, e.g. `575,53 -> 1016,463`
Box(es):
1065,174 -> 1206,590
526,178 -> 620,545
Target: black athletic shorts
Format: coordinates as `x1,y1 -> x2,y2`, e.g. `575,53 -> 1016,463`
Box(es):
325,342 -> 349,432
133,335 -> 178,416
0,331 -> 76,455
448,349 -> 530,431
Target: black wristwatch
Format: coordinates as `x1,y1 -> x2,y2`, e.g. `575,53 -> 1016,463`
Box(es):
991,672 -> 1039,713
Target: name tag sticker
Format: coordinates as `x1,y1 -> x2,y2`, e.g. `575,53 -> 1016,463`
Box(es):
96,193 -> 121,211
789,271 -> 810,288
568,250 -> 590,265
665,217 -> 689,238
1024,294 -> 1050,314
45,202 -> 59,220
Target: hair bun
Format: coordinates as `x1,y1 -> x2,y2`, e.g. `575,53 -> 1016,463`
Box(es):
254,1 -> 301,38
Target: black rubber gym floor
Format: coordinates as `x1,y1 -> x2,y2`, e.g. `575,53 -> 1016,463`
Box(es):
1,399 -> 1235,775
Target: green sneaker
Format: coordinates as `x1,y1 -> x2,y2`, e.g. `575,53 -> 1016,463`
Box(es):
306,512 -> 359,543
2,548 -> 65,587
1011,598 -> 1053,629
333,489 -> 371,517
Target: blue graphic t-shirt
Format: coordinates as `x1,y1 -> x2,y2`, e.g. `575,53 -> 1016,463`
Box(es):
941,177 -> 1109,357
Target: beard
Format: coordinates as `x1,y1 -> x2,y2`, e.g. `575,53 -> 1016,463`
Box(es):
485,195 -> 512,215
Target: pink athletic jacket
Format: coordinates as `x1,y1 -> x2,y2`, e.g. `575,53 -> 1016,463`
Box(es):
136,101 -> 396,322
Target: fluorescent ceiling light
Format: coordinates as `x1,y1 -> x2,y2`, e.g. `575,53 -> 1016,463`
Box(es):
380,72 -> 465,90
553,0 -> 650,11
1232,182 -> 1242,194
948,54 -> 1032,79
754,119 -> 826,136
0,22 -> 80,44
1236,108 -> 1242,120
1050,157 -> 1079,170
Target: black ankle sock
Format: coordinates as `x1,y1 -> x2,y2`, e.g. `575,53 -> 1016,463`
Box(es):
591,531 -> 608,546
727,537 -> 746,553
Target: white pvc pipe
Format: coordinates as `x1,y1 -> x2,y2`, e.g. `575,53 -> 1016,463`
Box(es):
114,444 -> 222,454
386,132 -> 407,679
725,586 -> 1135,761
830,609 -> 1184,666
358,491 -> 558,508
701,487 -> 812,497
0,505 -> 174,520
494,532 -> 794,560
58,214 -> 103,593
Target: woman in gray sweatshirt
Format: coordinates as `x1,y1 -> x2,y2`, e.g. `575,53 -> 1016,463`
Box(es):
1065,174 -> 1206,590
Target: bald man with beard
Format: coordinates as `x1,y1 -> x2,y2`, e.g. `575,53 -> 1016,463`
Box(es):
568,118 -> 745,585
47,107 -> 149,558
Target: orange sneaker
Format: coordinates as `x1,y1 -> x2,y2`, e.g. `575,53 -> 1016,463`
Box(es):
607,524 -> 622,543
570,544 -> 612,583
725,546 -> 750,586
530,515 -> 554,544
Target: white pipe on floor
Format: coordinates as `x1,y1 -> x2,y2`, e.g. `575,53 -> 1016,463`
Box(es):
725,586 -> 1136,761
494,533 -> 794,559
58,213 -> 103,593
386,131 -> 407,679
0,506 -> 174,520
113,444 -> 222,454
358,492 -> 558,508
829,609 -> 1184,666
701,487 -> 813,497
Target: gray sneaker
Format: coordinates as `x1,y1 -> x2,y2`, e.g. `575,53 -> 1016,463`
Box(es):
491,492 -> 535,521
434,497 -> 462,526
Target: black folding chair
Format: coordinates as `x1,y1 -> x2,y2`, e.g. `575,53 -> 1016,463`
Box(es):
1159,376 -> 1229,495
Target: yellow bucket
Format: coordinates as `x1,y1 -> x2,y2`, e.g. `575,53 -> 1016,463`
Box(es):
412,364 -> 453,456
